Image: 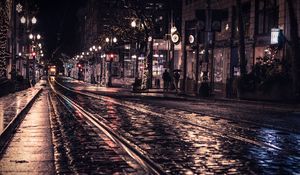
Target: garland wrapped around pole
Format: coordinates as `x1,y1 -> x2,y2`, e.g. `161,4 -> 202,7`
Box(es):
0,0 -> 12,79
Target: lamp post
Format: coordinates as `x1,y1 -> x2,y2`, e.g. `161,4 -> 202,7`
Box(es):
20,11 -> 37,86
105,37 -> 117,87
131,19 -> 153,89
131,20 -> 141,79
89,45 -> 101,84
28,33 -> 41,86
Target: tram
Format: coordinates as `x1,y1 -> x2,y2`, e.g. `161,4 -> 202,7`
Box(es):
48,66 -> 57,76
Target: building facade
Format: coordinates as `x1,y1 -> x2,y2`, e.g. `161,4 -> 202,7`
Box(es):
72,0 -> 182,88
181,0 -> 300,100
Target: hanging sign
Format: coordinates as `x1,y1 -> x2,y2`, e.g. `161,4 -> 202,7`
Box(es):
271,28 -> 281,45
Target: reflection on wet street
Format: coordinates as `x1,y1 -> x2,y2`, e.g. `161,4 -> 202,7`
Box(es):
0,89 -> 40,134
52,79 -> 300,174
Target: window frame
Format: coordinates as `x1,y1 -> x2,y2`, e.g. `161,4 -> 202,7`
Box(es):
255,0 -> 279,35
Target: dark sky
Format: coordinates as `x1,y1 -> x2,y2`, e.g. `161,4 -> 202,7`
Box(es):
35,0 -> 85,62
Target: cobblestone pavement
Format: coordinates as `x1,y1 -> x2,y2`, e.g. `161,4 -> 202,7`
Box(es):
49,89 -> 147,174
59,76 -> 300,132
52,79 -> 300,174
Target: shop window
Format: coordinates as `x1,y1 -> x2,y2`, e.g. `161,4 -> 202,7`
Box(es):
256,0 -> 279,35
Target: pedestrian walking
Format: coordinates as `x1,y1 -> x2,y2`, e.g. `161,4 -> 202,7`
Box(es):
173,71 -> 180,92
162,69 -> 171,92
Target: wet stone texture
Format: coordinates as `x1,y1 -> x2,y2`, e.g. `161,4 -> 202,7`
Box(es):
0,91 -> 55,175
57,88 -> 300,174
50,79 -> 300,174
49,92 -> 146,174
0,88 -> 40,134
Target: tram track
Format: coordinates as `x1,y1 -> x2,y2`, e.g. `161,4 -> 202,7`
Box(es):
50,79 -> 300,174
49,79 -> 166,175
53,79 -> 300,153
58,79 -> 300,135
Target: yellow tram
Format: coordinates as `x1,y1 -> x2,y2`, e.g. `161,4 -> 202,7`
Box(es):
48,65 -> 57,76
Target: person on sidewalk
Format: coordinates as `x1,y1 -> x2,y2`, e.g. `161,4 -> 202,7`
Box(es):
162,69 -> 171,92
173,71 -> 180,93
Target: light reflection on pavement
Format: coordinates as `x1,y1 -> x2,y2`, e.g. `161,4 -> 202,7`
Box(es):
53,77 -> 300,174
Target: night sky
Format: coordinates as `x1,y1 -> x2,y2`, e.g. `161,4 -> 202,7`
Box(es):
35,0 -> 85,63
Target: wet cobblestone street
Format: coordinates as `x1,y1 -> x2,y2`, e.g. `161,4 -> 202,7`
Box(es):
49,78 -> 300,174
49,91 -> 147,174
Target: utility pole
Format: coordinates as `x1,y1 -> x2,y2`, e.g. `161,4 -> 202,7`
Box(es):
195,22 -> 200,94
25,0 -> 30,86
199,0 -> 212,97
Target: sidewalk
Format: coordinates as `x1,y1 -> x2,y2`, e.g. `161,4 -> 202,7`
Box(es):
59,76 -> 300,111
0,90 -> 55,174
0,81 -> 45,137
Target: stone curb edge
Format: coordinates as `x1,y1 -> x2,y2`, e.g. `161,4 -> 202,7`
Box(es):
0,88 -> 43,154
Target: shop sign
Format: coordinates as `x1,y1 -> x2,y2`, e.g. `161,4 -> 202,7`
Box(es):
271,28 -> 281,45
171,32 -> 180,45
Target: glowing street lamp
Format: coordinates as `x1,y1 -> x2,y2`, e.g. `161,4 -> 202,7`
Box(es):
113,37 -> 117,43
131,20 -> 137,28
31,16 -> 37,24
29,33 -> 33,39
20,16 -> 26,24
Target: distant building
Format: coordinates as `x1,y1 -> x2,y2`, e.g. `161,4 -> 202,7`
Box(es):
75,0 -> 182,87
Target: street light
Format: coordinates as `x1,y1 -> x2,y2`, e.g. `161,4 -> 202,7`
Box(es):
20,16 -> 26,24
86,45 -> 102,84
31,16 -> 37,24
131,20 -> 137,28
130,19 -> 145,80
29,33 -> 41,40
171,26 -> 177,34
106,37 -> 117,44
104,37 -> 117,87
28,33 -> 42,86
20,16 -> 37,25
